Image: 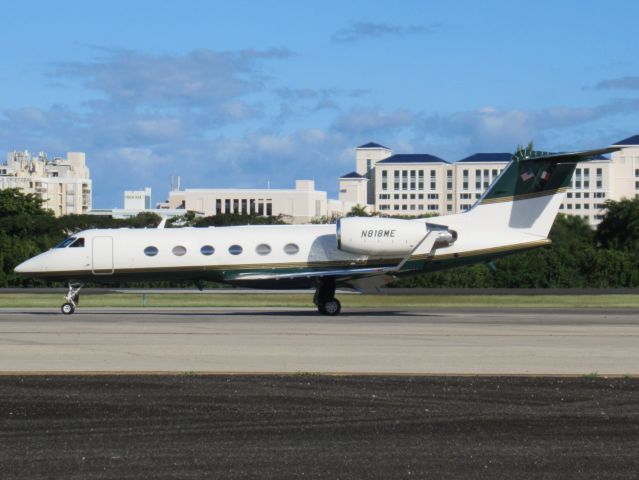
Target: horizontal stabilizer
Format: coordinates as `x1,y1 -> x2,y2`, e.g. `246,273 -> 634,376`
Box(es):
519,146 -> 620,163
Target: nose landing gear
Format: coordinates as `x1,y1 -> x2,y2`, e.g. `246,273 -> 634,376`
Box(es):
61,283 -> 83,315
314,277 -> 341,316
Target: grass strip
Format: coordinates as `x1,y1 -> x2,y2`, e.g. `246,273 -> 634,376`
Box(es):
0,293 -> 638,309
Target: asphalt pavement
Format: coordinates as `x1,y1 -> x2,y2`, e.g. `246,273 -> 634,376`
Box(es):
1,375 -> 638,480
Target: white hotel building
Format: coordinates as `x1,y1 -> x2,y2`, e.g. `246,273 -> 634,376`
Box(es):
340,136 -> 639,226
0,150 -> 92,216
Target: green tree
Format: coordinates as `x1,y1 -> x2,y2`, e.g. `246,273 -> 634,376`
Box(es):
346,205 -> 370,217
596,198 -> 639,250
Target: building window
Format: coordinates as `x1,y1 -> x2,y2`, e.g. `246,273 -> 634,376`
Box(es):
446,170 -> 453,190
266,202 -> 272,216
430,170 -> 436,190
418,194 -> 424,199
418,170 -> 424,190
463,169 -> 469,190
492,169 -> 498,179
401,170 -> 408,190
427,205 -> 438,211
200,245 -> 215,256
366,159 -> 372,179
583,168 -> 590,189
250,199 -> 256,214
427,193 -> 439,199
381,170 -> 388,191
575,168 -> 582,189
144,246 -> 158,257
233,199 -> 239,212
172,246 -> 187,256
410,194 -> 415,199
575,192 -> 581,198
224,199 -> 231,213
258,202 -> 264,215
475,169 -> 481,190
284,243 -> 299,255
216,199 -> 222,214
394,171 -> 400,190
410,170 -> 416,190
228,245 -> 243,255
402,205 -> 407,210
394,194 -> 400,199
596,168 -> 603,189
447,204 -> 452,212
402,194 -> 407,199
256,244 -> 271,255
483,169 -> 489,189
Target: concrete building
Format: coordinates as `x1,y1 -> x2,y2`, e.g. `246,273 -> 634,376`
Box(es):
124,187 -> 152,210
167,180 -> 347,224
346,135 -> 639,226
0,150 -> 91,216
89,187 -> 184,220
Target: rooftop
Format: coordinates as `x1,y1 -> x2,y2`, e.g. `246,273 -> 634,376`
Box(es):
377,153 -> 448,164
457,153 -> 512,163
340,171 -> 367,179
612,134 -> 639,146
357,142 -> 390,150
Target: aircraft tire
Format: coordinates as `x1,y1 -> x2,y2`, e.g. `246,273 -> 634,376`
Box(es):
61,303 -> 75,315
320,298 -> 341,316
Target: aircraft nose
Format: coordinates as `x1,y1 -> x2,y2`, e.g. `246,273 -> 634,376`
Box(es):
14,257 -> 42,275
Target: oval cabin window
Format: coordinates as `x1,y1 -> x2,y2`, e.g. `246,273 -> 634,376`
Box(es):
255,244 -> 271,255
200,245 -> 215,256
144,246 -> 158,257
228,245 -> 243,255
283,243 -> 299,255
172,246 -> 187,256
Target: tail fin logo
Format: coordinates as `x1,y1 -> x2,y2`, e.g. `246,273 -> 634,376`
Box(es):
520,168 -> 534,182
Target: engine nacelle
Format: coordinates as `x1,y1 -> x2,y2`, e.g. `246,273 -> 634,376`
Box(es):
337,217 -> 429,255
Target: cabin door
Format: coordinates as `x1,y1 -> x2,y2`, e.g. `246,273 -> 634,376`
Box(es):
92,236 -> 114,275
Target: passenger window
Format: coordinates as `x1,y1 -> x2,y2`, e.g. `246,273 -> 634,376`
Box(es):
69,238 -> 85,248
200,245 -> 215,256
284,243 -> 299,255
172,246 -> 187,256
255,244 -> 271,255
228,245 -> 243,255
144,246 -> 159,257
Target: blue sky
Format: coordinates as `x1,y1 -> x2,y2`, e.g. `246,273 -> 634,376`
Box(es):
1,0 -> 638,207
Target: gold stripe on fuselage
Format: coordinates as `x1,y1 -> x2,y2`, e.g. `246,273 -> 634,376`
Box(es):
27,239 -> 551,278
479,187 -> 568,205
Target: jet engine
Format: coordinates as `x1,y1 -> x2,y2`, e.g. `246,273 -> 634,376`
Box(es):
336,217 -> 455,256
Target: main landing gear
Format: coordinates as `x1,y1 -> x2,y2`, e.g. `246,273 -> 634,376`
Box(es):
314,278 -> 341,316
61,283 -> 83,315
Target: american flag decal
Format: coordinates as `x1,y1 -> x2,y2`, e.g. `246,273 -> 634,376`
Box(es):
520,168 -> 534,182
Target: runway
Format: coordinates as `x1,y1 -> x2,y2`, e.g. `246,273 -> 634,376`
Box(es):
1,307 -> 638,374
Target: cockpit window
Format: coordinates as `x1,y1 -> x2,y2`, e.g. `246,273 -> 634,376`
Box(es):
69,238 -> 85,248
54,237 -> 77,248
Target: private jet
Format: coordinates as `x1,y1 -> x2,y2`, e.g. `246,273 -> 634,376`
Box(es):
15,145 -> 618,315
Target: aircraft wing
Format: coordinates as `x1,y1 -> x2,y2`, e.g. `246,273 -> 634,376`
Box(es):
224,225 -> 455,291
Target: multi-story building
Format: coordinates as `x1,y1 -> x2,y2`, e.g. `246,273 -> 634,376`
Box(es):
166,180 -> 354,224
345,135 -> 639,226
0,150 -> 92,216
